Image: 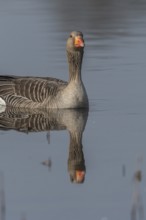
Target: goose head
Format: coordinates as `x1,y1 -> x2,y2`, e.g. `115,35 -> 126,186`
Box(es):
66,31 -> 85,52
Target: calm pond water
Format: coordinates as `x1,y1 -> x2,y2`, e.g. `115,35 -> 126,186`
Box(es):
0,0 -> 146,219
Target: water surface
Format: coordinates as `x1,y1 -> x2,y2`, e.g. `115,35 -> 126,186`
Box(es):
0,1 -> 146,220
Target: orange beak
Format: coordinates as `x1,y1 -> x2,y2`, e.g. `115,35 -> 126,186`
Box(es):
75,170 -> 85,183
74,36 -> 84,48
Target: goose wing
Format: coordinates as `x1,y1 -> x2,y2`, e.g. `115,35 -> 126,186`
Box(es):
0,75 -> 67,104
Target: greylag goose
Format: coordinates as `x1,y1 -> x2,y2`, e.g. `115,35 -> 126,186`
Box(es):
0,31 -> 88,109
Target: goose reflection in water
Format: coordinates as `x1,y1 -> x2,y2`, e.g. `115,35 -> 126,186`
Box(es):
0,107 -> 88,184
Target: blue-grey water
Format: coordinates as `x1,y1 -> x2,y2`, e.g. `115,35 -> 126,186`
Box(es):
0,0 -> 146,219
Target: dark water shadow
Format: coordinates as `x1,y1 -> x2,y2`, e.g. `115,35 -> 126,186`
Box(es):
131,157 -> 144,220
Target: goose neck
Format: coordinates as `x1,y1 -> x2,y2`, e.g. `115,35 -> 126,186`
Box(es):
67,50 -> 83,82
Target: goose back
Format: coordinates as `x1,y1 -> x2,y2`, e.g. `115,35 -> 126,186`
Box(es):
0,75 -> 67,108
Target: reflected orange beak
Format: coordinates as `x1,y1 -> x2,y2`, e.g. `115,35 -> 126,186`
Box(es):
74,36 -> 84,48
76,170 -> 85,183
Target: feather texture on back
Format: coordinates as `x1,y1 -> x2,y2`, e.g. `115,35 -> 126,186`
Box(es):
0,75 -> 66,108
